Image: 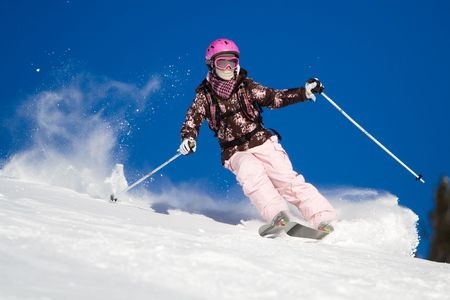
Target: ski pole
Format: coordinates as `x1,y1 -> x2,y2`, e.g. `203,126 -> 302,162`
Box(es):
110,152 -> 183,201
320,92 -> 425,183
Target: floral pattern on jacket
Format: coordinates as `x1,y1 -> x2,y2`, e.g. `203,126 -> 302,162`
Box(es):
180,69 -> 310,164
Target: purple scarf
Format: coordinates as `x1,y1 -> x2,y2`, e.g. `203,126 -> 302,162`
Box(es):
207,72 -> 238,99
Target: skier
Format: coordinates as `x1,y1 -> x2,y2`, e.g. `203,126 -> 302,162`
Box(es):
179,38 -> 337,233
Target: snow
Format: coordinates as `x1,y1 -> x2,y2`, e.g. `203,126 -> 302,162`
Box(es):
1,76 -> 449,299
1,176 -> 449,300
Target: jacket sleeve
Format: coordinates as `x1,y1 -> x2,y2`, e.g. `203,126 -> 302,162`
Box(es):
246,79 -> 310,109
180,92 -> 208,141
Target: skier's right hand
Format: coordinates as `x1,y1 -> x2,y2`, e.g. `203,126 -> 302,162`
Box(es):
305,78 -> 324,101
179,137 -> 197,155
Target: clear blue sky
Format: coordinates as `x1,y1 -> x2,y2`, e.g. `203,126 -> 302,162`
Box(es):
1,0 -> 449,258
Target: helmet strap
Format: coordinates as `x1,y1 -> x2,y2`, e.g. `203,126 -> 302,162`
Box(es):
206,60 -> 213,72
235,65 -> 240,79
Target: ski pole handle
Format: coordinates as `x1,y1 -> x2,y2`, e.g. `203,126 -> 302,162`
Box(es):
188,139 -> 196,151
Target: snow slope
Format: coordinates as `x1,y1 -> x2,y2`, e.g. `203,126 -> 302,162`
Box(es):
1,176 -> 449,300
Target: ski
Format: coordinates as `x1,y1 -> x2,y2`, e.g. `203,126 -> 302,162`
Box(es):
259,221 -> 330,240
284,222 -> 329,240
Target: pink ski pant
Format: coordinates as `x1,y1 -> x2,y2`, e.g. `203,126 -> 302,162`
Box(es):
224,136 -> 336,227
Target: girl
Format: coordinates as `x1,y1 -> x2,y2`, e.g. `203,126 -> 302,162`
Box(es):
179,38 -> 336,233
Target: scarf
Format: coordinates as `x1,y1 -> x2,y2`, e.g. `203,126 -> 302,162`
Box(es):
207,72 -> 238,100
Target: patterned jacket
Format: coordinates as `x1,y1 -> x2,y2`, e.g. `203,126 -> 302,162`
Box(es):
180,69 -> 310,164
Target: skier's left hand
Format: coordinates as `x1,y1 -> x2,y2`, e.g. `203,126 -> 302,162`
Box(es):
305,78 -> 324,101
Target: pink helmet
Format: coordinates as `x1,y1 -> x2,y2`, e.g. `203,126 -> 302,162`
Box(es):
205,38 -> 240,62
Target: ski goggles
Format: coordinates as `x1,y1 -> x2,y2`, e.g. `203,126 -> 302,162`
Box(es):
214,57 -> 239,70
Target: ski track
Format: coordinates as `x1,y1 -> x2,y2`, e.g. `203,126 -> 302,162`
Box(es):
0,177 -> 449,300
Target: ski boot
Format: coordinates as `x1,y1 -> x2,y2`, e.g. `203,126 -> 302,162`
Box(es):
258,211 -> 290,237
317,221 -> 335,234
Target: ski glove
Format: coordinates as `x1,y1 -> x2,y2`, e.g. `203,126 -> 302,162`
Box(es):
179,137 -> 197,155
305,78 -> 324,101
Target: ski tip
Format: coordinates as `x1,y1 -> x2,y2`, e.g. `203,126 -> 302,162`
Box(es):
109,194 -> 118,202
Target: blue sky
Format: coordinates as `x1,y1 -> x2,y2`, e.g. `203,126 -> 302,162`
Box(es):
1,0 -> 449,258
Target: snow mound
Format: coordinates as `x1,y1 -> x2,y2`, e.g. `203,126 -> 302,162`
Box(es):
1,153 -> 419,257
323,188 -> 419,257
0,177 -> 448,300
